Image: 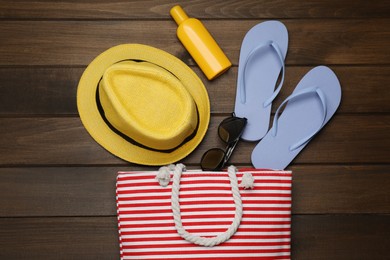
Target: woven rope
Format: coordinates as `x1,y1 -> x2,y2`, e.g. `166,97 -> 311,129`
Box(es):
170,164 -> 243,247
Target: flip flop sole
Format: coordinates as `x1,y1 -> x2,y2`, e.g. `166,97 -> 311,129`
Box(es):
252,66 -> 342,170
234,21 -> 288,141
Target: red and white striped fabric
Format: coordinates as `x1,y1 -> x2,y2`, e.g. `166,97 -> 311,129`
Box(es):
116,168 -> 292,260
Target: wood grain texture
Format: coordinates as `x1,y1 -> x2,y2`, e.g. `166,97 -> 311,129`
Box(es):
0,217 -> 120,260
0,19 -> 389,66
0,165 -> 388,217
0,115 -> 388,165
291,215 -> 390,260
0,66 -> 389,115
0,215 -> 388,259
0,0 -> 389,19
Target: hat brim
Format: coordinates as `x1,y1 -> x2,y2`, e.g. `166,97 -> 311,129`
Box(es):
77,44 -> 210,165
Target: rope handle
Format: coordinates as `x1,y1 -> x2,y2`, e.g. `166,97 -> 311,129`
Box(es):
170,164 -> 243,247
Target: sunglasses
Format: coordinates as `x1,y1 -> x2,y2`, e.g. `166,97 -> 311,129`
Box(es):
200,114 -> 247,171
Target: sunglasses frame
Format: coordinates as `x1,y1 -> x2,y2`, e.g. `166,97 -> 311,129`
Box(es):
200,114 -> 247,171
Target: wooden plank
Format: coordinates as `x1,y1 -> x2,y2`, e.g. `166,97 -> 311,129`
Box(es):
0,115 -> 388,165
0,217 -> 120,260
0,215 -> 388,259
290,165 -> 390,214
0,67 -> 82,115
0,167 -> 121,217
291,215 -> 390,259
0,165 -> 388,217
0,19 -> 389,66
0,66 -> 389,115
0,0 -> 388,19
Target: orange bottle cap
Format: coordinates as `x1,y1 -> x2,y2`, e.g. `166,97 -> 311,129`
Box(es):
170,6 -> 189,25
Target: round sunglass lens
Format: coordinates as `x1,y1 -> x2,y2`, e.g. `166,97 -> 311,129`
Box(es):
200,148 -> 225,171
219,117 -> 246,143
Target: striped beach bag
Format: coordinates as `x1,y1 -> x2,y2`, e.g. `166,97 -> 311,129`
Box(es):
116,164 -> 292,260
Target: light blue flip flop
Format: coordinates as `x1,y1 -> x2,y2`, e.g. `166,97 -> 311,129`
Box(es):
234,21 -> 288,141
251,66 -> 342,170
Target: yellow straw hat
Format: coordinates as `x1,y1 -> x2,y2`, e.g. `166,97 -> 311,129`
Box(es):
77,44 -> 210,165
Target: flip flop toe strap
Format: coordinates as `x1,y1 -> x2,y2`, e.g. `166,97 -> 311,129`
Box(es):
239,41 -> 285,106
271,86 -> 327,151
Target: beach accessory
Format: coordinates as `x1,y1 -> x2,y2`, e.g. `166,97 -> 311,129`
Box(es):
77,44 -> 210,166
200,114 -> 247,171
170,5 -> 232,80
234,21 -> 288,141
252,66 -> 342,169
116,164 -> 292,259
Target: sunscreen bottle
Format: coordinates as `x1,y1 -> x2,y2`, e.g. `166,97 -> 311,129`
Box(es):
170,5 -> 232,80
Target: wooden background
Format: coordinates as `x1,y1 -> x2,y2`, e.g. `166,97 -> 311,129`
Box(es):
0,0 -> 389,259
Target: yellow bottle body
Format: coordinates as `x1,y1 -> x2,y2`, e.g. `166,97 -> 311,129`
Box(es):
171,6 -> 231,80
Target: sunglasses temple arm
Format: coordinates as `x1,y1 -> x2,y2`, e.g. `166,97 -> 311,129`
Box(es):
222,138 -> 240,168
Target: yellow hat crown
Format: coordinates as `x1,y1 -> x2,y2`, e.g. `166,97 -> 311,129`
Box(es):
98,61 -> 198,150
77,44 -> 210,165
